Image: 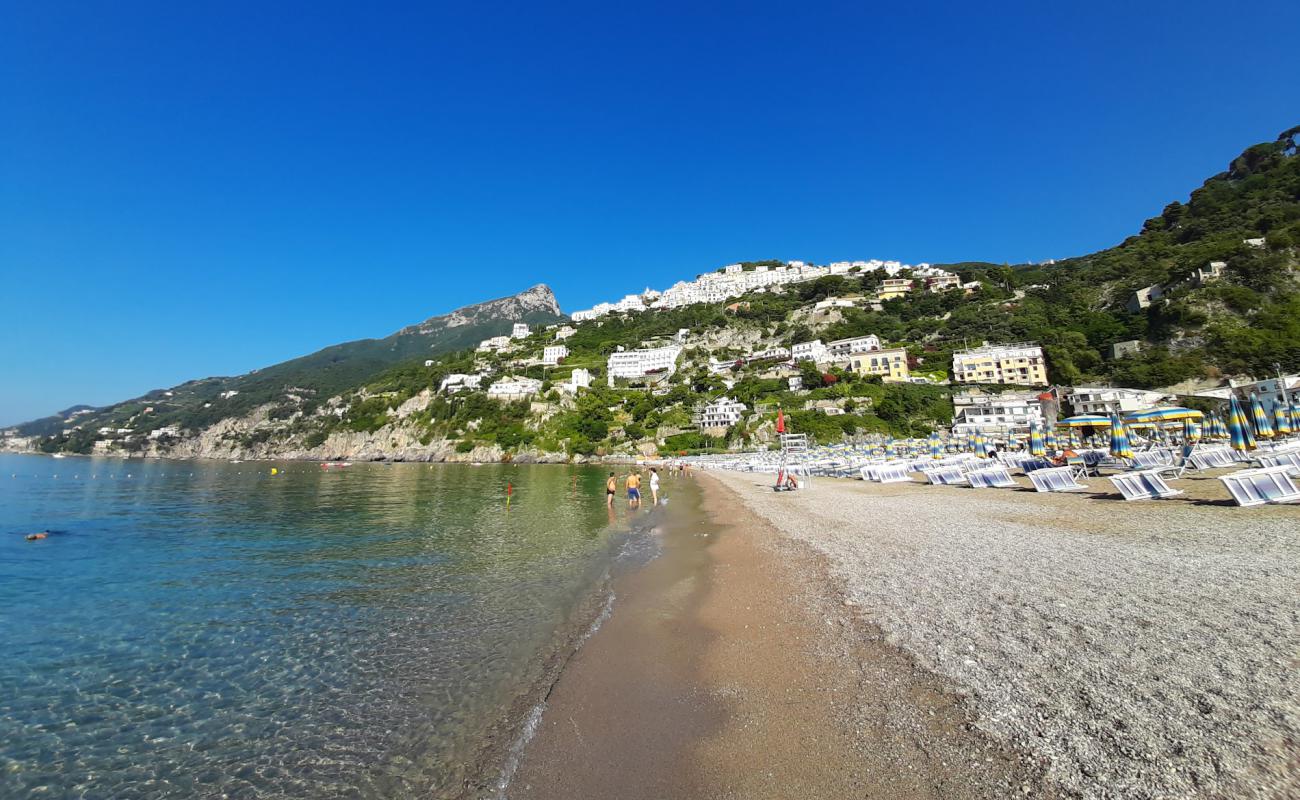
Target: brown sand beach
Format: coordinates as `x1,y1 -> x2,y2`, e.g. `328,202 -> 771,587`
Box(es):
506,468 -> 1299,800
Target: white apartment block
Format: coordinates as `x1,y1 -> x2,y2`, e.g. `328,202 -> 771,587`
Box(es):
440,373 -> 484,394
511,323 -> 531,339
825,335 -> 882,362
487,376 -> 543,399
952,389 -> 1045,434
606,345 -> 684,386
477,335 -> 512,352
697,396 -> 747,428
1066,387 -> 1169,416
952,342 -> 1048,387
748,346 -> 791,362
926,274 -> 962,292
542,345 -> 568,365
553,326 -> 576,340
792,340 -> 828,363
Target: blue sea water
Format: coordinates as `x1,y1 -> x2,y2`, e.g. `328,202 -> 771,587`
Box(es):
0,454 -> 650,798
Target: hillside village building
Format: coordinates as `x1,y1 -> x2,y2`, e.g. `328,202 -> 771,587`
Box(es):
569,259 -> 956,321
606,345 -> 684,386
487,376 -> 543,400
875,278 -> 914,301
926,274 -> 962,292
825,335 -> 883,362
1065,386 -> 1170,416
697,396 -> 747,428
542,345 -> 568,365
559,368 -> 592,394
792,340 -> 828,363
848,347 -> 910,382
952,389 -> 1046,434
553,325 -> 577,340
477,335 -> 511,352
439,373 -> 484,394
747,346 -> 791,362
511,323 -> 531,339
952,342 -> 1048,387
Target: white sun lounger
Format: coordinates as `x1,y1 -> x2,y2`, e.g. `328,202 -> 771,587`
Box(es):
966,465 -> 1017,488
921,465 -> 967,485
1017,457 -> 1054,474
1219,466 -> 1300,507
868,463 -> 915,483
1131,449 -> 1176,469
1028,466 -> 1089,493
1109,470 -> 1185,501
1257,452 -> 1300,473
1189,446 -> 1238,470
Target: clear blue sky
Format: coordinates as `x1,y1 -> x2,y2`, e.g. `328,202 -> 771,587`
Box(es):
3,1 -> 1298,425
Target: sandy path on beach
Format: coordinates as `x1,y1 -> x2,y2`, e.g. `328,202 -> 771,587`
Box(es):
507,476 -> 1051,799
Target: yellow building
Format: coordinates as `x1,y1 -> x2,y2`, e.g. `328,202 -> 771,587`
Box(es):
850,347 -> 910,382
951,342 -> 1048,386
874,278 -> 914,302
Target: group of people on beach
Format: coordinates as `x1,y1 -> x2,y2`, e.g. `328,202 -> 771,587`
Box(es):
606,463 -> 689,508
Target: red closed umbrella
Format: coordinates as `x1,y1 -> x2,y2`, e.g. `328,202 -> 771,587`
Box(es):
776,408 -> 785,434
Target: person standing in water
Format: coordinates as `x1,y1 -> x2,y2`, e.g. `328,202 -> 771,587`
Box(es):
606,471 -> 617,507
649,467 -> 661,505
625,470 -> 642,507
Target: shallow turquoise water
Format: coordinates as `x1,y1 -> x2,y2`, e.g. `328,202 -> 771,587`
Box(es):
0,455 -> 646,798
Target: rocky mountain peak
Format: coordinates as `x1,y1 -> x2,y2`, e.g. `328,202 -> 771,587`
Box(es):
403,284 -> 563,333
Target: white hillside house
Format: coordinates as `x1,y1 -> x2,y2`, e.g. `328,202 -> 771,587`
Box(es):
542,345 -> 568,365
606,345 -> 683,386
792,340 -> 828,363
697,396 -> 747,428
487,376 -> 543,400
440,374 -> 484,394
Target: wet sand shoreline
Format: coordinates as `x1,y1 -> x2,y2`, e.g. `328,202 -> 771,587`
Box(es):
506,473 -> 1052,799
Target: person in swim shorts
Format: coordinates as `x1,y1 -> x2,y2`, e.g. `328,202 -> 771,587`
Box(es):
606,472 -> 617,506
625,470 -> 642,506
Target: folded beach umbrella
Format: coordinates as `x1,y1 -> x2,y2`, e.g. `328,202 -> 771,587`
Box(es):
1067,427 -> 1081,449
1250,394 -> 1274,439
1227,396 -> 1257,452
1029,421 -> 1045,457
1108,413 -> 1133,461
1291,403 -> 1300,434
1044,427 -> 1058,454
1273,401 -> 1292,437
973,429 -> 988,458
884,437 -> 896,459
1212,412 -> 1230,440
928,431 -> 942,459
1057,414 -> 1111,427
1184,418 -> 1202,443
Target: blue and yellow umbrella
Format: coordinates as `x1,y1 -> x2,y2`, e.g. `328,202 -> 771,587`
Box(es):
1109,413 -> 1133,461
929,431 -> 942,459
1124,407 -> 1204,426
1029,422 -> 1045,457
1044,427 -> 1058,454
1250,394 -> 1274,439
1227,396 -> 1257,452
973,429 -> 988,458
1273,401 -> 1292,437
1184,418 -> 1202,443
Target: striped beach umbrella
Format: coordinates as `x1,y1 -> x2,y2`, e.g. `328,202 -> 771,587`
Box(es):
1212,413 -> 1230,440
973,429 -> 989,458
1029,422 -> 1045,457
884,437 -> 896,459
1044,427 -> 1059,455
1273,401 -> 1292,437
1227,396 -> 1257,453
965,430 -> 976,454
1184,418 -> 1202,443
1109,413 -> 1133,461
929,431 -> 942,459
1291,402 -> 1300,433
1057,414 -> 1111,427
1250,394 -> 1274,439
